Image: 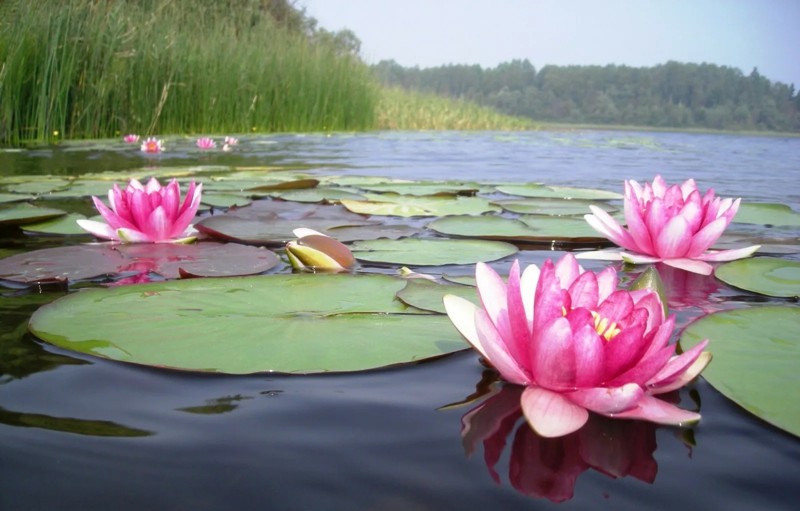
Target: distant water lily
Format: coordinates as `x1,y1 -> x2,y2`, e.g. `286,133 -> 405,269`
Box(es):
77,177 -> 202,243
196,137 -> 216,150
123,134 -> 140,144
285,228 -> 354,271
443,254 -> 711,438
582,175 -> 760,275
140,137 -> 164,154
222,136 -> 239,152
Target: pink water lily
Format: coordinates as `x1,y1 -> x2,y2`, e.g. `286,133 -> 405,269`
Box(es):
140,137 -> 164,154
196,137 -> 216,150
77,178 -> 202,243
123,134 -> 140,144
583,175 -> 759,275
443,254 -> 711,438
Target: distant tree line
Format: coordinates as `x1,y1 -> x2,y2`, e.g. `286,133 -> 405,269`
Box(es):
372,59 -> 800,132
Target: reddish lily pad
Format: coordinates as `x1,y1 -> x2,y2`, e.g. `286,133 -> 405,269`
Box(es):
28,274 -> 468,374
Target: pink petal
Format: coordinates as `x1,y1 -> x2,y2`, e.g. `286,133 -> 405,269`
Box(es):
585,206 -> 638,251
505,261 -> 533,368
596,266 -> 619,302
76,219 -> 119,241
475,262 -> 510,336
620,252 -> 661,265
606,344 -> 675,388
662,258 -> 713,275
147,206 -> 169,241
650,351 -> 712,394
601,316 -> 648,380
686,216 -> 727,256
475,309 -> 531,385
678,190 -> 704,233
567,270 -> 599,310
521,387 -> 589,438
654,215 -> 692,258
597,290 -> 634,323
646,339 -> 709,390
695,245 -> 761,262
443,295 -> 486,356
533,260 -> 567,334
568,320 -> 605,387
519,263 -> 540,332
91,195 -> 131,231
611,394 -> 701,426
531,316 -> 576,390
566,383 -> 644,414
116,227 -> 153,243
554,253 -> 582,289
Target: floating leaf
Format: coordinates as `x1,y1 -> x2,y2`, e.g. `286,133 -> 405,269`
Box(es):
493,198 -> 617,216
201,193 -> 252,209
350,238 -> 517,266
680,306 -> 800,437
396,279 -> 479,313
273,187 -> 367,203
715,257 -> 800,298
3,178 -> 72,195
21,213 -> 89,235
341,195 -> 501,217
0,245 -> 126,283
0,203 -> 67,226
28,274 -> 467,374
0,192 -> 34,204
428,215 -> 608,243
353,181 -> 480,197
196,215 -> 371,245
734,202 -> 800,227
496,183 -> 622,200
247,178 -> 320,192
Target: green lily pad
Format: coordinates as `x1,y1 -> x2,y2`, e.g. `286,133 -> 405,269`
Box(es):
734,202 -> 800,227
21,213 -> 89,235
3,178 -> 73,195
493,198 -> 617,216
273,187 -> 367,203
201,193 -> 253,209
396,279 -> 479,313
341,195 -> 501,217
350,238 -> 517,266
196,215 -> 372,246
0,192 -> 35,204
680,306 -> 800,437
28,274 -> 468,374
496,183 -> 623,200
354,182 -> 480,197
0,203 -> 67,226
715,257 -> 800,298
428,215 -> 608,243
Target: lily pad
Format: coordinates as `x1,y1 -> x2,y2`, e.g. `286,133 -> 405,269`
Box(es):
0,203 -> 67,226
680,306 -> 800,437
734,202 -> 800,227
493,198 -> 617,216
0,193 -> 35,204
201,193 -> 253,209
0,245 -> 126,283
396,279 -> 479,313
353,182 -> 480,197
28,274 -> 468,374
273,187 -> 367,203
350,238 -> 518,266
496,183 -> 623,200
715,257 -> 800,298
21,213 -> 89,235
3,178 -> 73,195
196,215 -> 372,246
428,215 -> 608,243
341,195 -> 501,217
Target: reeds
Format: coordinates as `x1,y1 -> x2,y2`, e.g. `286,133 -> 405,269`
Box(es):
0,0 -> 377,145
376,87 -> 537,131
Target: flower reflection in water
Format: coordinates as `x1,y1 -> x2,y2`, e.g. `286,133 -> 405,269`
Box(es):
460,383 -> 668,503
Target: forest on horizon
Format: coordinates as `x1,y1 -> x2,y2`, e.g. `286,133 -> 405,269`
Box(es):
372,59 -> 800,133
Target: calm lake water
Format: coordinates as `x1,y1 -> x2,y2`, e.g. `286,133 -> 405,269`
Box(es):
1,130 -> 799,510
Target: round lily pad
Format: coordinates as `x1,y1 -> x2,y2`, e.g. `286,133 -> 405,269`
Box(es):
350,238 -> 518,266
396,279 -> 479,314
715,257 -> 800,298
496,184 -> 622,200
21,213 -> 89,235
428,215 -> 608,243
734,202 -> 800,227
0,193 -> 35,204
28,274 -> 468,374
0,203 -> 67,226
493,198 -> 617,216
680,306 -> 800,437
341,195 -> 501,217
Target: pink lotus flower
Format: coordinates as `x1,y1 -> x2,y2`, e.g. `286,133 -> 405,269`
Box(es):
196,137 -> 216,150
140,137 -> 164,154
443,254 -> 711,438
123,134 -> 140,144
583,175 -> 760,275
224,136 -> 239,146
77,178 -> 202,243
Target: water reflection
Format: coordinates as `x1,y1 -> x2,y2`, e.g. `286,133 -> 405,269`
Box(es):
0,406 -> 152,437
460,385 -> 662,503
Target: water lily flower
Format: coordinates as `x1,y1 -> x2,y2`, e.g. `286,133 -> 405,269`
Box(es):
123,134 -> 140,144
222,136 -> 238,152
443,253 -> 711,438
196,137 -> 216,150
77,177 -> 202,243
140,137 -> 164,154
285,228 -> 354,271
583,175 -> 760,275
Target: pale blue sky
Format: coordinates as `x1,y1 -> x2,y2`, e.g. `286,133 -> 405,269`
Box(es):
302,0 -> 800,87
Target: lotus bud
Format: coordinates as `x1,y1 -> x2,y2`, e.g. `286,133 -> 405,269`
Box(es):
285,228 -> 354,272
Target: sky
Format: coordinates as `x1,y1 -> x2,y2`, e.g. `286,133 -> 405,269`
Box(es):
301,0 -> 800,87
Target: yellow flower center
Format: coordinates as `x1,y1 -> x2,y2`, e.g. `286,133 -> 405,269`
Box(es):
591,311 -> 621,341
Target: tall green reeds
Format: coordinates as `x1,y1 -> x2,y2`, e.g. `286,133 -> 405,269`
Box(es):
0,0 -> 378,145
